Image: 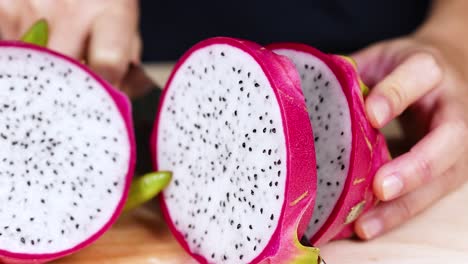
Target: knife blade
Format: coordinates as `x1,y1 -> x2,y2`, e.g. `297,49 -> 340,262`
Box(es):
122,64 -> 163,175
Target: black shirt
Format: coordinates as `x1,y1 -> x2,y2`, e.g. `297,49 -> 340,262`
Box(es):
140,0 -> 431,61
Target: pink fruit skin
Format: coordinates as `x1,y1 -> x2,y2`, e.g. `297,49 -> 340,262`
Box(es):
152,37 -> 318,263
0,41 -> 136,264
268,43 -> 391,246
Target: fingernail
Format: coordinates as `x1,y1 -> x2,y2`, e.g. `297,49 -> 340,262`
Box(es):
368,95 -> 391,127
360,217 -> 383,239
382,174 -> 404,200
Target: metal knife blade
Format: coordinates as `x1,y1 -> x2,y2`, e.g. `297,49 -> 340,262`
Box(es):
122,64 -> 162,175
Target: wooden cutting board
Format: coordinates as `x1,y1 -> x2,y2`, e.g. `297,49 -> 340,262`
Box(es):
54,205 -> 193,264
53,64 -> 468,264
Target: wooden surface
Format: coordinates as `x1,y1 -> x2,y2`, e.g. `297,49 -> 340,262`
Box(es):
54,64 -> 468,264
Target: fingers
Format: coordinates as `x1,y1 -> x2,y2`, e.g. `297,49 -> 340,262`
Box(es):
88,2 -> 138,86
46,20 -> 89,59
365,52 -> 442,128
351,43 -> 388,87
373,120 -> 467,201
0,0 -> 23,39
355,159 -> 466,240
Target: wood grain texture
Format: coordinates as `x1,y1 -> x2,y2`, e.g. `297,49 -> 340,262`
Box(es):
55,206 -> 194,264
53,64 -> 468,263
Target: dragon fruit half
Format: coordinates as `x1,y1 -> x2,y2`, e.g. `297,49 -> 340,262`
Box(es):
152,37 -> 322,264
269,43 -> 390,245
0,41 -> 135,263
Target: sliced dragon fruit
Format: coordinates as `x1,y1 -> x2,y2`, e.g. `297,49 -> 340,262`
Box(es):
269,43 -> 390,245
0,41 -> 135,263
152,37 -> 321,263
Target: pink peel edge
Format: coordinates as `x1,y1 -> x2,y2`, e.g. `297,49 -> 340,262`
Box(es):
0,41 -> 136,264
267,43 -> 390,246
151,37 -> 317,263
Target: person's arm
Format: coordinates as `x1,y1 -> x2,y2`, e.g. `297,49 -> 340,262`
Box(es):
0,0 -> 140,87
352,0 -> 468,239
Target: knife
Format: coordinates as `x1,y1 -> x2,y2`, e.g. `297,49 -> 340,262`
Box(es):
122,64 -> 163,175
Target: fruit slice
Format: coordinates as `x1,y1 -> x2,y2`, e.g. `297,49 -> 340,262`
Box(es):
0,41 -> 135,263
153,37 -> 319,263
269,43 -> 390,245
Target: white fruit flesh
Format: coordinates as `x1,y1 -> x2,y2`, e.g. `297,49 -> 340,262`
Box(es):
158,44 -> 288,264
0,47 -> 130,254
273,49 -> 352,239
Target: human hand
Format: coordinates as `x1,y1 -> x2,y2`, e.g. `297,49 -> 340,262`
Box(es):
351,36 -> 468,240
0,0 -> 140,87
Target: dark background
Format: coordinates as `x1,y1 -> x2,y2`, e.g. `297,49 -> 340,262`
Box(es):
140,0 -> 431,62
